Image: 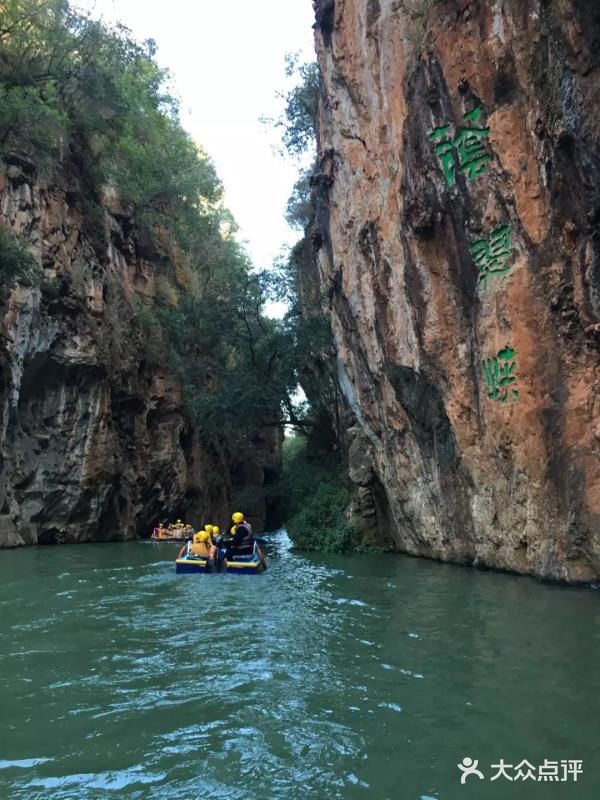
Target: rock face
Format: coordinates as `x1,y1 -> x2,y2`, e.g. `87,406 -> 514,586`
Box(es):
312,0 -> 600,581
0,158 -> 280,546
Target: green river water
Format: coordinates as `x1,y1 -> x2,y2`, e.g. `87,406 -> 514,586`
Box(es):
0,532 -> 598,800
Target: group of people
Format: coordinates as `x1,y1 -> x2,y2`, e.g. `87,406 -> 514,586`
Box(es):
167,519 -> 193,533
187,512 -> 254,566
152,518 -> 194,540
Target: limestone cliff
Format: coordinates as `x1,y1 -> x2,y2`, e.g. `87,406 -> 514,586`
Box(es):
0,157 -> 280,546
311,0 -> 600,581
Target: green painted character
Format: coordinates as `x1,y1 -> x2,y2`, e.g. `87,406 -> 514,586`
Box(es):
429,106 -> 491,187
429,124 -> 456,185
482,346 -> 519,403
469,224 -> 512,288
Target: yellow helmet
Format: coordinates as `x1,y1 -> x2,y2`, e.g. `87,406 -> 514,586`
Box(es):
199,531 -> 210,543
230,526 -> 236,535
212,526 -> 220,535
204,524 -> 213,534
176,519 -> 182,524
232,512 -> 244,524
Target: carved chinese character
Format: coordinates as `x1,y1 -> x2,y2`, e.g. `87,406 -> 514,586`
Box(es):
429,106 -> 491,187
469,224 -> 512,288
482,346 -> 519,403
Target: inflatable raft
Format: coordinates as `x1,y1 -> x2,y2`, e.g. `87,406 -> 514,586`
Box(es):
175,542 -> 267,575
150,525 -> 192,542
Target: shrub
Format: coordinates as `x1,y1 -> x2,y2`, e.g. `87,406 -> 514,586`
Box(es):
279,434 -> 355,553
0,225 -> 39,292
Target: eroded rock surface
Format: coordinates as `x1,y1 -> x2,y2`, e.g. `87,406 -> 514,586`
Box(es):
312,0 -> 600,581
0,158 -> 279,545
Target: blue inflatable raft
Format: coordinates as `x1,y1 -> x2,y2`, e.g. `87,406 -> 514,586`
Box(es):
175,542 -> 267,575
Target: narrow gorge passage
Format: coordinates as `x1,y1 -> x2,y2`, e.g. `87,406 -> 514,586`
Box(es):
0,1 -> 599,798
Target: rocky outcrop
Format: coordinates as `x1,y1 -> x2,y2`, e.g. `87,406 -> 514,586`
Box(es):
312,0 -> 600,581
293,217 -> 397,549
0,157 -> 279,545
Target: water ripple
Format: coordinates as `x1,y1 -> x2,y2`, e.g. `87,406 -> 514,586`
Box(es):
1,533 -> 599,799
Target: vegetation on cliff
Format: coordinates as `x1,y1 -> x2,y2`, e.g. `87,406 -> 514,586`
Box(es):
0,0 -> 305,447
0,226 -> 38,290
278,434 -> 355,552
0,2 -> 362,548
266,57 -> 361,551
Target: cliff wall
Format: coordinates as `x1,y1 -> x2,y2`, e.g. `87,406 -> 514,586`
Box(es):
312,0 -> 600,581
0,157 -> 280,546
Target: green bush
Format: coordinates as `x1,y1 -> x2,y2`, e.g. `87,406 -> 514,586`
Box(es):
133,306 -> 164,365
0,225 -> 39,292
279,434 -> 355,553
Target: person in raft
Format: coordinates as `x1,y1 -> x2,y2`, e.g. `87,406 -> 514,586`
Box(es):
189,525 -> 218,563
226,512 -> 254,559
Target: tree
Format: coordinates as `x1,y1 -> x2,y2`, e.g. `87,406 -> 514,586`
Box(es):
264,54 -> 320,161
286,163 -> 315,230
0,1 -> 305,447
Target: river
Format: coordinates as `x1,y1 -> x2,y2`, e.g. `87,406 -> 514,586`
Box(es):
0,532 -> 598,799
